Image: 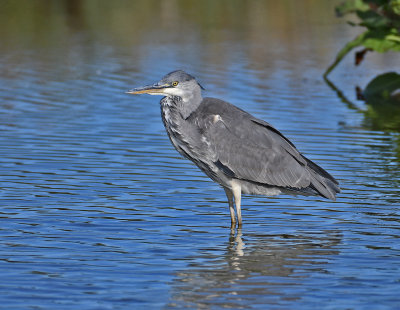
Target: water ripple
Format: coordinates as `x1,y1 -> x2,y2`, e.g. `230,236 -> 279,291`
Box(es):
1,2 -> 400,309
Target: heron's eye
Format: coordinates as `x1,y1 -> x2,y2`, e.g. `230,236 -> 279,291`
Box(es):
172,81 -> 179,87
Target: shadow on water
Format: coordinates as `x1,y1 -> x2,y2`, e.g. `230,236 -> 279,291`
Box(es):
324,75 -> 400,161
167,228 -> 341,308
324,75 -> 400,131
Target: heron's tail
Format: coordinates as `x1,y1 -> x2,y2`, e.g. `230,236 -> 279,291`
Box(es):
305,157 -> 340,201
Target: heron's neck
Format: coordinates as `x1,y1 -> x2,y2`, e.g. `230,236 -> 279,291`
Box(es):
173,90 -> 203,119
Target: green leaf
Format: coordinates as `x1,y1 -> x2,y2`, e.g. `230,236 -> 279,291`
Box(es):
390,0 -> 400,15
362,72 -> 400,131
387,34 -> 400,42
357,11 -> 391,29
362,28 -> 400,52
336,0 -> 369,17
364,72 -> 400,103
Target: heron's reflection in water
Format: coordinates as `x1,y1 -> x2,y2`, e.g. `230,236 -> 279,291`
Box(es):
167,229 -> 341,308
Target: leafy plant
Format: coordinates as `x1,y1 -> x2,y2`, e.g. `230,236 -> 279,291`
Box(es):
324,0 -> 400,77
363,72 -> 400,102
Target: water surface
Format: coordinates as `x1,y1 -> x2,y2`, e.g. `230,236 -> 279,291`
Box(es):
1,1 -> 400,309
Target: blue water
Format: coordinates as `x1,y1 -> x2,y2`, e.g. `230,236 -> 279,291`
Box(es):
1,1 -> 400,309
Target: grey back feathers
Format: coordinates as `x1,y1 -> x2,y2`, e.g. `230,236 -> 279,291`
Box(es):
187,98 -> 340,200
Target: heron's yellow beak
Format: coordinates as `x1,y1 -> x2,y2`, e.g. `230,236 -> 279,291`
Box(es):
126,84 -> 169,95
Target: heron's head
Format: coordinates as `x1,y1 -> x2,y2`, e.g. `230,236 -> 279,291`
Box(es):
127,70 -> 204,101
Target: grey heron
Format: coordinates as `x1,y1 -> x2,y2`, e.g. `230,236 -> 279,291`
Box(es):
127,70 -> 340,227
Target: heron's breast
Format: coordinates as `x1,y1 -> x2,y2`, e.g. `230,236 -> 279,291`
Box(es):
160,105 -> 188,152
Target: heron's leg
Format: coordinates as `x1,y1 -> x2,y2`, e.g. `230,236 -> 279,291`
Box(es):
224,187 -> 236,226
231,180 -> 242,227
